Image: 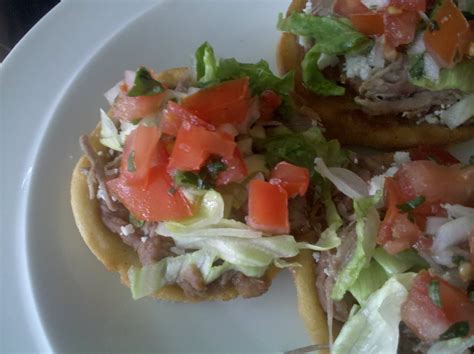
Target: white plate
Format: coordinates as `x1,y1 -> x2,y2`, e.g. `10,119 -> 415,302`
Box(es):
2,0 -> 473,352
4,0 -> 311,352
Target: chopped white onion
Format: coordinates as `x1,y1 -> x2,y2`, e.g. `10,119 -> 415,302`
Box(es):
124,70 -> 136,89
440,93 -> 474,129
432,216 -> 474,257
104,81 -> 122,105
442,204 -> 474,219
425,217 -> 449,235
368,37 -> 385,69
361,0 -> 389,10
407,33 -> 426,55
317,53 -> 339,70
314,158 -> 369,199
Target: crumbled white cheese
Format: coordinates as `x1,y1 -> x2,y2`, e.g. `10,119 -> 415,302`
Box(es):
140,237 -> 147,243
97,151 -> 103,156
96,186 -> 106,201
368,38 -> 385,68
361,0 -> 389,10
120,224 -> 135,236
345,55 -> 372,80
393,151 -> 411,166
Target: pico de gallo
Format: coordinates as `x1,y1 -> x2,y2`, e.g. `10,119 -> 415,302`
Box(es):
308,146 -> 474,353
79,43 -> 346,300
278,0 -> 474,128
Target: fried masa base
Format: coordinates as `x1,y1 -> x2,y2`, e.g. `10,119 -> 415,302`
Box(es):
276,0 -> 474,150
70,67 -> 278,302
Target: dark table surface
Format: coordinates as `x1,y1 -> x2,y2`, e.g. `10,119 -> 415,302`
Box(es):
1,0 -> 60,61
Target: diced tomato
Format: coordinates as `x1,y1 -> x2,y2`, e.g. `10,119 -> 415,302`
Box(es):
167,122 -> 236,171
259,90 -> 283,121
402,271 -> 474,342
120,125 -> 163,185
269,162 -> 310,198
247,179 -> 289,234
181,78 -> 251,126
390,0 -> 426,11
216,148 -> 248,186
160,101 -> 215,136
109,92 -> 167,121
377,178 -> 424,254
384,10 -> 419,47
350,12 -> 385,35
107,165 -> 193,221
333,0 -> 369,16
409,145 -> 460,166
424,0 -> 470,67
395,160 -> 474,209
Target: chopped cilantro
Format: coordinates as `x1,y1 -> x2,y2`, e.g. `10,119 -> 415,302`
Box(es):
127,67 -> 165,97
397,196 -> 426,213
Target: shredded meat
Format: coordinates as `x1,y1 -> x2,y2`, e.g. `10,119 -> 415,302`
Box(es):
177,264 -> 208,297
398,323 -> 429,353
99,200 -> 174,265
231,272 -> 270,298
79,135 -> 117,211
355,90 -> 460,116
353,56 -> 461,117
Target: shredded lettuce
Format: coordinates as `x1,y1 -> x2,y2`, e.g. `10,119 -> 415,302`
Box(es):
194,42 -> 294,96
440,93 -> 474,129
277,12 -> 371,96
427,336 -> 474,354
410,60 -> 474,92
349,259 -> 388,305
332,274 -> 416,354
331,197 -> 381,301
317,180 -> 343,250
99,109 -> 123,151
264,127 -> 348,181
373,247 -> 428,275
128,248 -> 267,299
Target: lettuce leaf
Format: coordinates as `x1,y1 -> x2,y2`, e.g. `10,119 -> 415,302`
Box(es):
264,127 -> 348,181
99,109 -> 123,151
349,259 -> 388,304
277,12 -> 371,96
277,13 -> 372,55
410,60 -> 474,92
317,180 -> 343,250
195,42 -> 294,96
128,248 -> 267,299
331,197 -> 381,301
373,247 -> 428,275
332,274 -> 416,354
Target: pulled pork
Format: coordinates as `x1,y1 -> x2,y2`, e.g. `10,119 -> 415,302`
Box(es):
351,56 -> 461,118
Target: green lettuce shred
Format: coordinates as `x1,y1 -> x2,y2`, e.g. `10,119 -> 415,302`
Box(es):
331,196 -> 381,301
277,12 -> 372,96
410,60 -> 474,92
349,260 -> 388,305
427,336 -> 474,354
332,274 -> 416,354
373,247 -> 429,275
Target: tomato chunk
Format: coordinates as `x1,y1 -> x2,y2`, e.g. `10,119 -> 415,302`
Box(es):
120,125 -> 163,185
377,178 -> 424,254
160,101 -> 215,136
350,12 -> 385,36
384,10 -> 418,47
333,0 -> 369,16
107,165 -> 193,221
216,148 -> 248,186
247,179 -> 289,234
181,78 -> 251,126
168,122 -> 236,171
259,90 -> 283,121
424,0 -> 470,67
390,0 -> 426,11
270,162 -> 310,198
402,271 -> 474,342
409,145 -> 460,166
110,92 -> 167,121
395,160 -> 474,208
